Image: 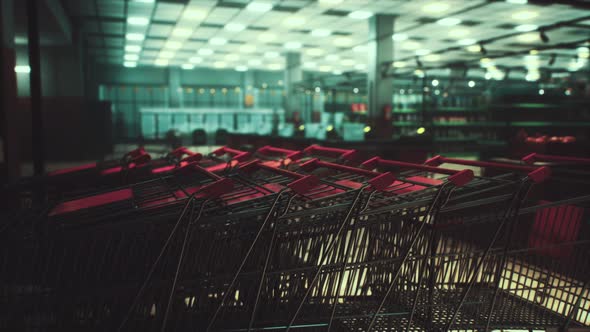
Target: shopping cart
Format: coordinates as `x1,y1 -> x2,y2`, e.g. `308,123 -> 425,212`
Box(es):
255,145 -> 358,169
0,159 -> 322,331
203,157 -> 477,331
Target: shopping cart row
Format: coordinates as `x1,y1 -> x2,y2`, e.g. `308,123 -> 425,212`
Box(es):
1,146 -> 589,332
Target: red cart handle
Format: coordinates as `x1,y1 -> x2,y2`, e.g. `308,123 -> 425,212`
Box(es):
169,146 -> 194,158
362,157 -> 474,187
175,162 -> 234,197
211,146 -> 251,162
124,148 -> 151,166
522,153 -> 590,165
168,147 -> 203,163
125,147 -> 146,158
425,155 -> 550,184
239,159 -> 319,195
300,158 -> 394,191
303,145 -> 358,161
256,145 -> 303,161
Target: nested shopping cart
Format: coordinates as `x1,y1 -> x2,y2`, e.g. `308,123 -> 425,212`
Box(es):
204,157 -> 478,332
0,159 -> 323,331
254,145 -> 359,169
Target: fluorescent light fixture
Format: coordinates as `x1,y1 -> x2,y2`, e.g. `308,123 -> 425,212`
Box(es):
134,0 -> 154,3
525,70 -> 540,81
303,62 -> 317,69
333,37 -> 352,47
506,0 -> 527,3
424,54 -> 441,62
155,59 -> 168,66
235,65 -> 248,72
209,37 -> 227,45
354,63 -> 367,71
480,57 -> 494,67
457,39 -> 476,46
319,65 -> 332,72
392,33 -> 408,41
258,32 -> 277,42
159,51 -> 174,58
414,69 -> 425,77
437,17 -> 461,26
183,10 -> 207,20
353,44 -> 368,53
306,48 -> 324,56
198,48 -> 213,56
225,54 -> 239,61
126,33 -> 145,41
189,57 -> 203,63
164,41 -> 182,49
393,61 -> 406,68
213,61 -> 227,68
332,70 -> 343,75
517,33 -> 538,42
248,59 -> 262,66
225,23 -> 246,32
311,29 -> 331,37
318,0 -> 343,5
340,59 -> 356,67
415,49 -> 431,56
14,65 -> 31,73
449,29 -> 469,38
240,45 -> 256,53
124,54 -> 139,61
125,45 -> 141,52
172,28 -> 192,37
341,59 -> 355,66
348,11 -> 373,20
423,2 -> 450,13
127,17 -> 149,26
515,24 -> 538,32
181,64 -> 194,70
284,41 -> 302,49
283,16 -> 306,27
268,63 -> 282,70
123,62 -> 137,68
512,11 -> 538,20
326,54 -> 339,61
264,51 -> 280,58
246,2 -> 273,12
402,40 -> 421,50
466,44 -> 481,52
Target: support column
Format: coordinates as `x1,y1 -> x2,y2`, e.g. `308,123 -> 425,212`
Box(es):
284,52 -> 302,123
27,0 -> 45,177
168,67 -> 181,107
367,14 -> 394,139
0,0 -> 19,182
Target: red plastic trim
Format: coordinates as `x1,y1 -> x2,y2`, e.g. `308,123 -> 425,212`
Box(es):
447,169 -> 474,187
288,175 -> 319,195
368,172 -> 395,191
528,166 -> 551,183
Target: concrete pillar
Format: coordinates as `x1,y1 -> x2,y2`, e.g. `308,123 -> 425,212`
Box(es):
0,0 -> 19,180
168,67 -> 181,107
284,52 -> 302,122
367,14 -> 395,139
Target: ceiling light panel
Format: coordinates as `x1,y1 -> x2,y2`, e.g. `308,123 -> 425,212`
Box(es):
153,3 -> 184,22
148,24 -> 173,38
